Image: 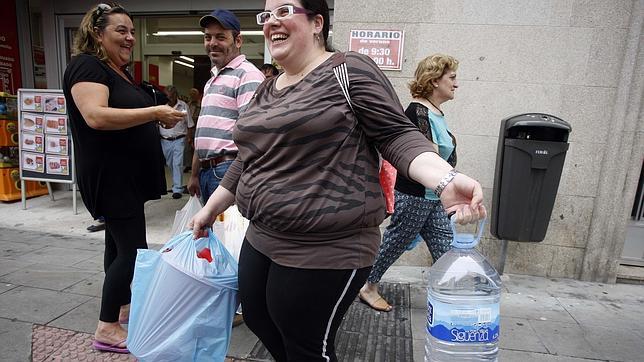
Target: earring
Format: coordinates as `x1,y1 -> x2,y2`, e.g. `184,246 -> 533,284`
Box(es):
314,33 -> 320,42
434,84 -> 438,87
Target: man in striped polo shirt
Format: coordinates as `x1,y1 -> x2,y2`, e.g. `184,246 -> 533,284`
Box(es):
188,9 -> 264,204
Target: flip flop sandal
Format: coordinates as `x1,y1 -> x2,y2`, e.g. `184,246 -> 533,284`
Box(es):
359,292 -> 393,312
92,339 -> 129,354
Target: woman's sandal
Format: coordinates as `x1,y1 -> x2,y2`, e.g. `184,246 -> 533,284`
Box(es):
92,339 -> 129,354
358,292 -> 393,312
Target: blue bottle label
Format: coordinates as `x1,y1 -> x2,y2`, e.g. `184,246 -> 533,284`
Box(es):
427,298 -> 500,343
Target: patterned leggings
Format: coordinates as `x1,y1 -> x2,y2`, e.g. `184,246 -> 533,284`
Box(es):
367,190 -> 453,284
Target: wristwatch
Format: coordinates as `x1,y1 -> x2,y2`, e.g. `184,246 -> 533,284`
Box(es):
435,169 -> 458,198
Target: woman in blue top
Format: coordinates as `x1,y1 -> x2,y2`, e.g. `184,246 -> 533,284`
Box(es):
359,54 -> 460,311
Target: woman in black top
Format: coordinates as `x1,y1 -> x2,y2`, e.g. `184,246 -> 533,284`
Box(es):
62,3 -> 184,353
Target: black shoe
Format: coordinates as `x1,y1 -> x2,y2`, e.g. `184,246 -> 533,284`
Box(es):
172,192 -> 182,199
183,166 -> 192,173
87,223 -> 106,232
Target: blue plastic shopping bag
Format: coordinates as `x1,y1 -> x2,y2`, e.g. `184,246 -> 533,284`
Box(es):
127,230 -> 238,362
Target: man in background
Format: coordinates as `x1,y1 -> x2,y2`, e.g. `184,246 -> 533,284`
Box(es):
160,85 -> 193,199
184,88 -> 201,173
187,9 -> 264,204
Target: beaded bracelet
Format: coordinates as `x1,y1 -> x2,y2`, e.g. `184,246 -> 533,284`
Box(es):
435,169 -> 458,198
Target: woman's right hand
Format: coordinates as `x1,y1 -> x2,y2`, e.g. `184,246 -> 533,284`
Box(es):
156,105 -> 185,129
189,207 -> 217,239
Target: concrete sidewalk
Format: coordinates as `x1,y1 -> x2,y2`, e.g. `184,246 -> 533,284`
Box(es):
1,190 -> 644,361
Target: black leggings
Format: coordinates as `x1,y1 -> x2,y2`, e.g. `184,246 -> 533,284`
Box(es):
239,240 -> 370,362
99,206 -> 147,322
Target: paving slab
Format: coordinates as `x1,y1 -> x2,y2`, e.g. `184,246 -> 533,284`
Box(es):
0,281 -> 18,294
582,324 -> 644,362
558,297 -> 644,331
0,263 -> 100,291
49,297 -> 101,335
1,240 -> 47,258
63,272 -> 104,297
0,285 -> 91,324
10,245 -> 102,267
0,317 -> 33,362
529,319 -> 598,359
71,253 -> 105,271
501,293 -> 577,323
499,317 -> 548,353
499,349 -> 608,361
0,257 -> 34,277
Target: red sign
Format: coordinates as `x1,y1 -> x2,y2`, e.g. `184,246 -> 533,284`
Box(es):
0,0 -> 22,94
349,29 -> 405,70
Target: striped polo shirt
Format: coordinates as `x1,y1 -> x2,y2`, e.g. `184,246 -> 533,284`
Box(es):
195,54 -> 264,161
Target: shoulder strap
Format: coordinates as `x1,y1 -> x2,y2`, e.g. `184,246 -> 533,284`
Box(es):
332,53 -> 354,113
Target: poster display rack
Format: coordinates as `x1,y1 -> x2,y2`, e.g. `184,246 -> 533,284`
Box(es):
17,88 -> 77,214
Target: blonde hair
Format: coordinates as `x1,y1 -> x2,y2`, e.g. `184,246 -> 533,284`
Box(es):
72,3 -> 131,61
409,54 -> 459,99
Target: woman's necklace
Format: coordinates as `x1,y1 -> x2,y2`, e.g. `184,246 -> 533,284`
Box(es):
426,98 -> 444,116
108,62 -> 133,84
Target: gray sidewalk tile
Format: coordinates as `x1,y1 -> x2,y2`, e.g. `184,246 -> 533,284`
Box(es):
1,240 -> 47,258
0,317 -> 33,362
409,284 -> 427,309
410,308 -> 426,362
227,323 -> 259,359
0,282 -> 18,294
0,285 -> 91,324
529,319 -> 598,359
0,263 -> 101,291
582,324 -> 644,362
499,349 -> 608,361
63,271 -> 104,297
559,297 -> 644,331
10,245 -> 102,267
501,293 -> 576,323
0,258 -> 34,277
499,317 -> 548,353
70,253 -> 104,271
49,297 -> 100,335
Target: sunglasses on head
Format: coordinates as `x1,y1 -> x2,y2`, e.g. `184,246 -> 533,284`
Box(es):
93,3 -> 122,26
256,5 -> 312,25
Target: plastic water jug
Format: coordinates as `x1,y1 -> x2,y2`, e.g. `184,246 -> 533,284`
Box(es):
425,217 -> 501,361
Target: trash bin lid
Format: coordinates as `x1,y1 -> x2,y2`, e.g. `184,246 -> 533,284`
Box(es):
503,113 -> 571,132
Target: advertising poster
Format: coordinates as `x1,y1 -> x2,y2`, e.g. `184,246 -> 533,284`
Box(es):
45,135 -> 68,155
18,89 -> 74,183
21,132 -> 44,153
348,29 -> 405,70
44,114 -> 68,134
21,112 -> 44,134
22,151 -> 44,173
46,155 -> 69,176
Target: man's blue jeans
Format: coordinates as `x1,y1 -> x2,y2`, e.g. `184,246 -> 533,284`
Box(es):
199,160 -> 233,204
161,138 -> 185,194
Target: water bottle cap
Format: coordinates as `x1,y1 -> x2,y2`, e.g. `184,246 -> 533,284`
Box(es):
450,216 -> 486,248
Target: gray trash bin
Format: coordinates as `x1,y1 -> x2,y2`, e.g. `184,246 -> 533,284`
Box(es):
491,113 -> 571,242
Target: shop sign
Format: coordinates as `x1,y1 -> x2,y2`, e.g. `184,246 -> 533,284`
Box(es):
0,0 -> 22,94
349,29 -> 405,70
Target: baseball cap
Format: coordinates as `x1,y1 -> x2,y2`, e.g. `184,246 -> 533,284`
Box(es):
199,9 -> 241,32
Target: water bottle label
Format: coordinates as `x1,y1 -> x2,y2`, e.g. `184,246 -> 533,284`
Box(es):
427,299 -> 500,343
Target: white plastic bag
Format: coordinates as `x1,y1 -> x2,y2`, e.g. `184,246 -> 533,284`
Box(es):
170,196 -> 202,237
212,205 -> 248,262
127,230 -> 238,362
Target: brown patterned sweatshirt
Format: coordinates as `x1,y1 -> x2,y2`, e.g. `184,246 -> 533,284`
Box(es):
220,52 -> 436,269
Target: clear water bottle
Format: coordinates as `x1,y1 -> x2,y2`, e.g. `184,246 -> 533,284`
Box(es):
425,218 -> 501,361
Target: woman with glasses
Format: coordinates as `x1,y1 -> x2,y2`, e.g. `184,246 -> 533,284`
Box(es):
360,54 -> 462,313
63,2 -> 184,353
190,1 -> 485,360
